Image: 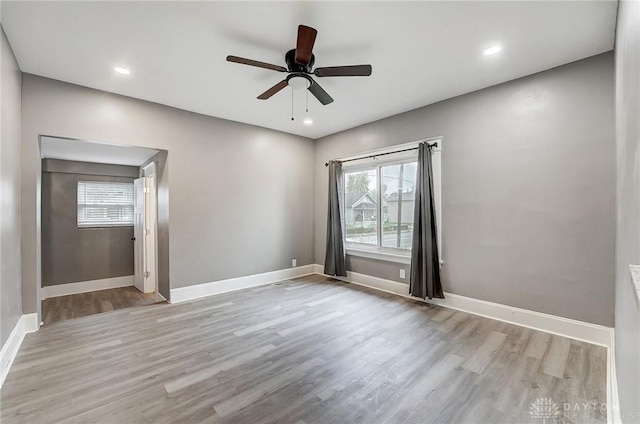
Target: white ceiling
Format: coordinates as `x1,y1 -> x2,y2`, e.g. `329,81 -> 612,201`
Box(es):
2,1 -> 617,139
40,136 -> 159,166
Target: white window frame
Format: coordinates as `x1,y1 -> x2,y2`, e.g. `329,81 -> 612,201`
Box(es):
341,138 -> 442,264
77,180 -> 135,228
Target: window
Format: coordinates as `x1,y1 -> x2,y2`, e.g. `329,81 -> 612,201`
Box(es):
344,169 -> 378,245
341,140 -> 442,263
381,162 -> 417,250
77,181 -> 134,228
344,159 -> 418,252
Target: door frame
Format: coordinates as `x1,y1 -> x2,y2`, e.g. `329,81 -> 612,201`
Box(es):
133,177 -> 147,293
142,162 -> 160,298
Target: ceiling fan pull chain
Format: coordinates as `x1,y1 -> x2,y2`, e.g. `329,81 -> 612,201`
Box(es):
291,88 -> 294,121
306,89 -> 309,113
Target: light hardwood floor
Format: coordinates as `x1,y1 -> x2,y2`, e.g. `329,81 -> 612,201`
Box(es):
42,286 -> 164,325
2,275 -> 606,423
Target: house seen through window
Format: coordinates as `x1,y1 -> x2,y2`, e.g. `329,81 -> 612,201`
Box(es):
344,160 -> 418,250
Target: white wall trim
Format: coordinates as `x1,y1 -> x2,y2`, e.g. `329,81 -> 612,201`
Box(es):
0,314 -> 38,388
628,264 -> 640,307
345,247 -> 411,264
169,265 -> 317,304
41,275 -> 134,299
22,313 -> 38,333
315,266 -> 613,348
607,331 -> 621,424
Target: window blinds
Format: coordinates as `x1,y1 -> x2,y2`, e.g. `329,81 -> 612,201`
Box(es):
77,181 -> 134,227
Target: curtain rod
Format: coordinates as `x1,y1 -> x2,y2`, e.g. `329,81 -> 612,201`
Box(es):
324,142 -> 438,167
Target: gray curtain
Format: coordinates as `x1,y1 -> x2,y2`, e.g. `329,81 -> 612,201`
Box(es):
409,142 -> 444,299
324,161 -> 347,276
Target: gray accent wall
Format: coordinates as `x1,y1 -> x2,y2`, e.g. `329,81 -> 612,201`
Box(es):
315,52 -> 615,327
21,75 -> 315,313
41,159 -> 137,287
614,1 -> 640,420
1,27 -> 22,347
42,158 -> 139,178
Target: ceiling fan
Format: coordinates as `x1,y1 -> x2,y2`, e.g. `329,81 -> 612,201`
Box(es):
226,25 -> 372,106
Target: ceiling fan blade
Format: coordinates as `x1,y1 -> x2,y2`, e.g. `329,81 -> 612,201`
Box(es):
295,25 -> 317,65
314,65 -> 372,77
257,80 -> 289,100
227,55 -> 287,72
308,80 -> 334,105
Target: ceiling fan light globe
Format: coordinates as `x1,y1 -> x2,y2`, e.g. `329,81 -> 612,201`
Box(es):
288,76 -> 311,90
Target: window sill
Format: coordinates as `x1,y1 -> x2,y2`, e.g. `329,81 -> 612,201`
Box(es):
346,247 -> 445,268
78,225 -> 134,229
346,247 -> 412,265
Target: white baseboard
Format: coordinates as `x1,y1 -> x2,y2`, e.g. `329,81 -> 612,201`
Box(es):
169,265 -> 317,304
0,313 -> 38,388
432,292 -> 612,348
41,275 -> 134,298
316,266 -> 613,348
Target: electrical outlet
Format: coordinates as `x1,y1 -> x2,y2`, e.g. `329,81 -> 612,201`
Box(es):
292,259 -> 297,267
400,269 -> 406,279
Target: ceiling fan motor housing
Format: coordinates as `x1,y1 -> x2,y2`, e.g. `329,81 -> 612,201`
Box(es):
286,49 -> 314,73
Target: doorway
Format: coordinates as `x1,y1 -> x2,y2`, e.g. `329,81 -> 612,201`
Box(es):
133,162 -> 159,296
38,136 -> 168,325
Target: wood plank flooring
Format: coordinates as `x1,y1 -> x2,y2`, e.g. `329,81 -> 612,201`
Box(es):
2,275 -> 607,423
42,286 -> 163,325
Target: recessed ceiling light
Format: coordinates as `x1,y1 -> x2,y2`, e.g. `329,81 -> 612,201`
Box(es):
483,46 -> 502,56
303,118 -> 313,126
114,66 -> 130,75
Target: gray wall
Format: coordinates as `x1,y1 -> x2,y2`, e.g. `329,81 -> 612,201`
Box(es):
1,27 -> 23,347
614,1 -> 640,421
315,52 -> 615,326
21,74 -> 315,313
43,158 -> 139,178
41,159 -> 137,287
